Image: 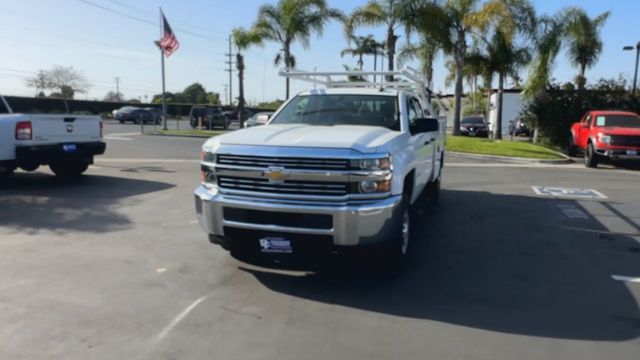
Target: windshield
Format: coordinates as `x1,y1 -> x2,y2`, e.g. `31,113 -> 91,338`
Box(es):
595,114 -> 640,128
461,118 -> 485,125
270,94 -> 400,130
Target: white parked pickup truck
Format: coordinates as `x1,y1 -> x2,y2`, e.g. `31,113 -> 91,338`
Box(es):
194,69 -> 445,266
0,95 -> 106,178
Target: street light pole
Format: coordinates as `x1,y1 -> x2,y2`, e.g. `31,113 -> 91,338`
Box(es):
623,42 -> 640,96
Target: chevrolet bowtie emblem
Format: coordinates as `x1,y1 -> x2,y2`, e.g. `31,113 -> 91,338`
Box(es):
66,124 -> 74,133
264,167 -> 289,182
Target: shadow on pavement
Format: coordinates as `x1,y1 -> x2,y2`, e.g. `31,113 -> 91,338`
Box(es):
240,189 -> 640,341
0,172 -> 174,233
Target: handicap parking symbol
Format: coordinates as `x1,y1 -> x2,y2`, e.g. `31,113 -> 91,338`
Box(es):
532,186 -> 607,199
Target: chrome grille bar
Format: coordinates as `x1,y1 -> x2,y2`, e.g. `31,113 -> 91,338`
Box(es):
217,154 -> 350,170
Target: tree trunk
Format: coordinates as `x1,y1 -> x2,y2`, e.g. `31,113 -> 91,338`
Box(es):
577,63 -> 587,91
385,26 -> 397,81
284,42 -> 292,99
373,52 -> 377,82
358,54 -> 363,71
452,43 -> 466,136
495,72 -> 504,140
236,53 -> 246,128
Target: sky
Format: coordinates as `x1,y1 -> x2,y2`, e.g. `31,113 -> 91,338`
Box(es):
0,0 -> 636,104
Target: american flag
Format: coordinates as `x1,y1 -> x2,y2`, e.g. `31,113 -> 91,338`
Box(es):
156,12 -> 179,57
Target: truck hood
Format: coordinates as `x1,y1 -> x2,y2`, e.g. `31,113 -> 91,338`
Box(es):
598,127 -> 640,136
212,124 -> 400,153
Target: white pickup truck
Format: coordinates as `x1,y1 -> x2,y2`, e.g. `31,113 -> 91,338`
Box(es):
194,69 -> 445,266
0,95 -> 105,178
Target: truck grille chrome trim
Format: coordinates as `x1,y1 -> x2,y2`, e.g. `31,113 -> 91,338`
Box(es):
217,154 -> 350,170
218,176 -> 348,196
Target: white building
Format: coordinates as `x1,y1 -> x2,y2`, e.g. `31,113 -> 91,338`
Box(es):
488,90 -> 527,136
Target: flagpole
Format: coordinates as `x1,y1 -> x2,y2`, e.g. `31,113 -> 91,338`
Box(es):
160,7 -> 168,131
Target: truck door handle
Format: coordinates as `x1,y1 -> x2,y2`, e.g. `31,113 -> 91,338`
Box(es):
424,139 -> 432,145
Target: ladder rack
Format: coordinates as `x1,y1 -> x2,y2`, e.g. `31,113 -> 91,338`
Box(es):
279,67 -> 449,117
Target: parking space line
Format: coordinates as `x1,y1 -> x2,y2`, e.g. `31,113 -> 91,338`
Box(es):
154,295 -> 209,342
611,275 -> 640,283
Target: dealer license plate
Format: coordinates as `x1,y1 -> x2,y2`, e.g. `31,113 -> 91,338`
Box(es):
469,131 -> 476,137
627,150 -> 638,156
259,238 -> 292,254
62,144 -> 77,153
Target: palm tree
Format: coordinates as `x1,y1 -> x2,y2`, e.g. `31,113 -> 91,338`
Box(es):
480,32 -> 531,139
345,0 -> 408,80
522,15 -> 566,98
404,0 -> 534,135
564,8 -> 609,90
341,35 -> 379,70
397,35 -> 440,89
232,28 -> 263,128
252,0 -> 343,99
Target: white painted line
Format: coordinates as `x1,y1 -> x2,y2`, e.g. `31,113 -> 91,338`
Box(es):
532,186 -> 608,199
188,220 -> 198,224
106,132 -> 141,137
156,268 -> 167,273
556,204 -> 589,219
155,295 -> 208,342
96,158 -> 200,163
104,136 -> 132,141
611,275 -> 640,283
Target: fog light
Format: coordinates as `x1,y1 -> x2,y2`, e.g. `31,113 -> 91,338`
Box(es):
359,180 -> 378,193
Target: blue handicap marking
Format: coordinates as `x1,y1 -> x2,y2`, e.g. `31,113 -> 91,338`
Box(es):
532,186 -> 607,199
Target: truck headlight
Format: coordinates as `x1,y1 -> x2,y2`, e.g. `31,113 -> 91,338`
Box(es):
597,133 -> 611,145
358,180 -> 391,193
353,156 -> 391,170
200,151 -> 216,163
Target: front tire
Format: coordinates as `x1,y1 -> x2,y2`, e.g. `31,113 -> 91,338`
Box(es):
386,197 -> 411,271
585,142 -> 599,168
50,161 -> 89,179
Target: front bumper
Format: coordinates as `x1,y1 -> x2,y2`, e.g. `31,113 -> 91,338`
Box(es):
194,185 -> 403,246
16,142 -> 106,165
595,147 -> 640,160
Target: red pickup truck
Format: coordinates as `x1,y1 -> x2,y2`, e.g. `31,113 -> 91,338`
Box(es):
569,110 -> 640,168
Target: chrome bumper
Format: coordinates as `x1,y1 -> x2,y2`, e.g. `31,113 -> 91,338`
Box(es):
596,148 -> 640,160
194,185 -> 403,246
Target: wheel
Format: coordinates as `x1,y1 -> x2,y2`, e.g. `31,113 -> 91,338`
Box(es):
50,161 -> 89,179
585,142 -> 599,168
385,196 -> 411,271
567,136 -> 577,157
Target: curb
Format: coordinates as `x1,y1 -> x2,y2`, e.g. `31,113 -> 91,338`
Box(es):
446,151 -> 574,165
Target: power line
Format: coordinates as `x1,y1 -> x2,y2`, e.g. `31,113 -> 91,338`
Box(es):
75,0 -> 227,43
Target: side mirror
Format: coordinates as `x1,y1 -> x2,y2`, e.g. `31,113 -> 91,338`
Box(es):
410,117 -> 439,135
256,114 -> 270,125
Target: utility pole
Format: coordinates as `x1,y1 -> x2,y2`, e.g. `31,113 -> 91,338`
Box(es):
114,77 -> 121,100
224,35 -> 236,106
623,42 -> 640,96
223,84 -> 229,106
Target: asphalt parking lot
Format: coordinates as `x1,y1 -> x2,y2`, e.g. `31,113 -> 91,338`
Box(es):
1,129 -> 640,360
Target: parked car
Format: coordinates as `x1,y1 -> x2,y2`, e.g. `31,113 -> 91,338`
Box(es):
243,111 -> 274,128
114,107 -> 156,124
569,110 -> 640,168
194,69 -> 445,269
509,118 -> 531,137
144,107 -> 163,124
189,106 -> 229,130
460,116 -> 489,137
0,95 -> 105,178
